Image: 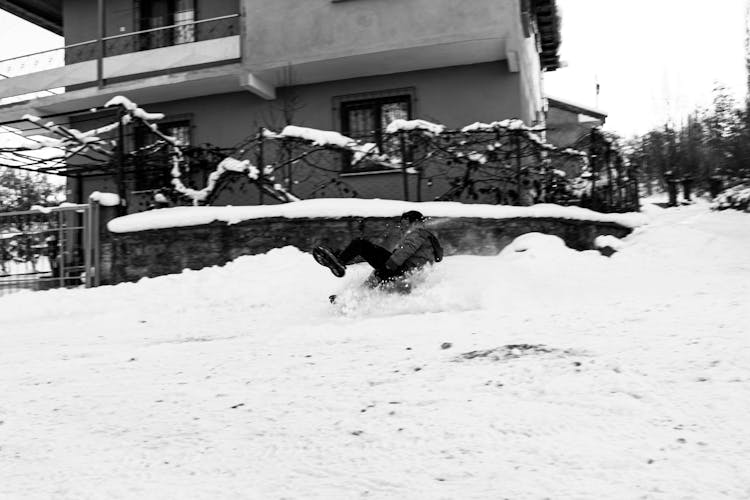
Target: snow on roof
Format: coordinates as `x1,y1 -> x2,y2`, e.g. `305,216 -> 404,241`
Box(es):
461,119 -> 545,133
107,199 -> 647,233
1,122 -> 66,162
0,131 -> 45,150
546,95 -> 608,120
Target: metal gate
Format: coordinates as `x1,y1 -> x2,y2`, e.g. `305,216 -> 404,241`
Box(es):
0,204 -> 99,296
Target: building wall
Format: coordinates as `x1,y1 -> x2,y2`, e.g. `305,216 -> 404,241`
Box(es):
72,61 -> 523,207
125,61 -> 521,143
294,61 -> 521,130
546,107 -> 603,148
547,106 -> 578,125
55,0 -> 547,208
54,0 -> 541,128
197,0 -> 239,20
242,0 -> 516,70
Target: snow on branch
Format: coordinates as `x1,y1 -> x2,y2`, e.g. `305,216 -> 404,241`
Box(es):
278,125 -> 356,148
172,157 -> 260,203
171,152 -> 299,205
0,114 -> 118,171
386,119 -> 445,135
102,96 -> 213,204
104,98 -> 303,205
105,96 -> 165,121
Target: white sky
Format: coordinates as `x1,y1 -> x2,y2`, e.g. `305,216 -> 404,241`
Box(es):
544,0 -> 748,137
0,2 -> 747,138
0,10 -> 61,64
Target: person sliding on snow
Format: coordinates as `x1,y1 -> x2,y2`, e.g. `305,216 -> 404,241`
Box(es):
313,210 -> 443,290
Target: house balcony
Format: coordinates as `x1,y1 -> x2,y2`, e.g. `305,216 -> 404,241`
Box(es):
0,14 -> 241,120
242,0 -> 531,89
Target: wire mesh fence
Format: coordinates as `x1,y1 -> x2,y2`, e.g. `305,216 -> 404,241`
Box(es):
161,121 -> 639,213
0,204 -> 95,297
2,100 -> 639,219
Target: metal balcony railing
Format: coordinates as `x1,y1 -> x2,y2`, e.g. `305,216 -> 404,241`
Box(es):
99,13 -> 239,60
0,13 -> 240,104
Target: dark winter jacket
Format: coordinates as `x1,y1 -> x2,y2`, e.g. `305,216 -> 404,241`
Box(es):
385,225 -> 439,273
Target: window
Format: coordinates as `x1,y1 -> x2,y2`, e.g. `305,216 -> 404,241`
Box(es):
164,122 -> 191,147
137,0 -> 196,50
173,0 -> 196,44
340,93 -> 412,171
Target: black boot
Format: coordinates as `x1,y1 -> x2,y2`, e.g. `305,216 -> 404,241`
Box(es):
312,246 -> 346,277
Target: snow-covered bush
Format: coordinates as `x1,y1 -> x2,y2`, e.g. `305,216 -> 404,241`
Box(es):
712,184 -> 750,212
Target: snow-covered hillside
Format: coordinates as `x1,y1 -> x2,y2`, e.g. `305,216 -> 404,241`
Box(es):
1,200 -> 749,499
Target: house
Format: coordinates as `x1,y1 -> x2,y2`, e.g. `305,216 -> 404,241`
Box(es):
0,0 -> 561,211
545,96 -> 607,149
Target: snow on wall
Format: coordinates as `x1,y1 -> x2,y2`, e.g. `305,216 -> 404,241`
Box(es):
105,208 -> 634,284
107,199 -> 647,233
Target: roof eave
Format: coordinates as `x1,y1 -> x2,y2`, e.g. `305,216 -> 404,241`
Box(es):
0,0 -> 63,36
531,0 -> 561,72
547,96 -> 608,121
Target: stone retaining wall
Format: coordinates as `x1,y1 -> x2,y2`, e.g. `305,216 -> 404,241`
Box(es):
103,216 -> 632,284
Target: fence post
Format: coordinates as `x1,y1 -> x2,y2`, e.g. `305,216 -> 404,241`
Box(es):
631,164 -> 641,210
285,141 -> 294,195
665,170 -> 678,207
257,127 -> 265,205
605,146 -> 613,210
588,131 -> 598,208
399,131 -> 410,201
57,210 -> 65,288
84,204 -> 93,288
116,106 -> 127,216
514,132 -> 523,206
416,167 -> 423,202
616,154 -> 625,209
538,150 -> 546,203
93,200 -> 102,286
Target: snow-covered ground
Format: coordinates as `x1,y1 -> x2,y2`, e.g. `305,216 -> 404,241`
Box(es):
1,199 -> 749,499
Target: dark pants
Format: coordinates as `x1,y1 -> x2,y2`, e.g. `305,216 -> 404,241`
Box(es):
339,238 -> 403,281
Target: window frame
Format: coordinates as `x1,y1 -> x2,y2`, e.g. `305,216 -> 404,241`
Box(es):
335,88 -> 416,173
